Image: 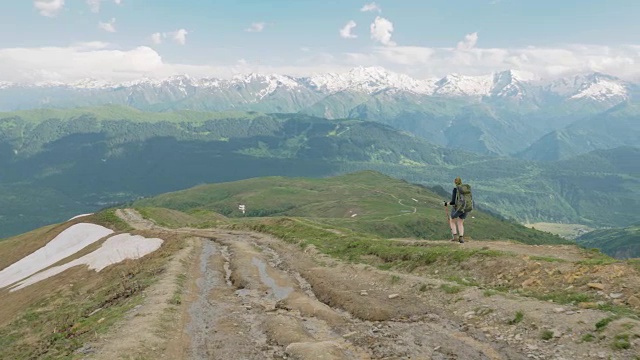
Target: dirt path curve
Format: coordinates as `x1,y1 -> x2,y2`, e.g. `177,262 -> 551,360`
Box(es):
105,209 -> 639,360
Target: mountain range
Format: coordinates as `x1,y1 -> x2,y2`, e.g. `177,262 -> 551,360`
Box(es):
1,67 -> 638,160
0,107 -> 638,240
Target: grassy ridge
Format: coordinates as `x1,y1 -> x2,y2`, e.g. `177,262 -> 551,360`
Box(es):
135,171 -> 568,244
576,226 -> 640,259
0,104 -> 265,124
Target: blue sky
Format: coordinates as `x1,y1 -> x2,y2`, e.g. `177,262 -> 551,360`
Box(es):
0,0 -> 639,83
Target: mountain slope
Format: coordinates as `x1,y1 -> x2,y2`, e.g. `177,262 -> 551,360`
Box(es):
576,225 -> 640,259
518,102 -> 640,161
133,171 -> 567,244
0,107 -> 638,239
0,67 -> 635,157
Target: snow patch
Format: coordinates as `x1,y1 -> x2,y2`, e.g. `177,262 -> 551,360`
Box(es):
307,66 -> 436,94
0,223 -> 114,289
10,233 -> 164,291
433,73 -> 493,97
571,80 -> 628,101
68,213 -> 94,221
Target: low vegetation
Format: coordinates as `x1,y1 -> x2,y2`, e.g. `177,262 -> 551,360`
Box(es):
0,210 -> 185,359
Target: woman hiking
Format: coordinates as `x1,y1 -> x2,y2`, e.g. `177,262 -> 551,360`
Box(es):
444,176 -> 470,243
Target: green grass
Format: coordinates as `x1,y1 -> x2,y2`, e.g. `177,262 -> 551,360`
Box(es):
519,289 -> 593,305
509,311 -> 524,325
440,284 -> 463,294
91,208 -> 133,232
134,171 -> 568,245
0,105 -> 264,124
596,317 -> 616,331
581,333 -> 595,342
530,256 -> 567,263
0,235 -> 184,359
612,334 -> 631,350
169,273 -> 188,305
541,330 -> 554,340
233,217 -> 505,271
483,289 -> 499,297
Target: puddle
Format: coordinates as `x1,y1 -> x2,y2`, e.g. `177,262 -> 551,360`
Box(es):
252,257 -> 293,300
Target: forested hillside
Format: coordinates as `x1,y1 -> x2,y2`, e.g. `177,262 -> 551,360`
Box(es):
0,106 -> 638,238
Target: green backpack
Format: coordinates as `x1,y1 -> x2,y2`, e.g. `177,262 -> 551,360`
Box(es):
455,184 -> 473,213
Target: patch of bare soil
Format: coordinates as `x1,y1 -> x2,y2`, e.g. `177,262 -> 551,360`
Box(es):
105,209 -> 639,359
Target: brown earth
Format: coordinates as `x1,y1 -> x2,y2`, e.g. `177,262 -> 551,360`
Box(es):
83,209 -> 640,359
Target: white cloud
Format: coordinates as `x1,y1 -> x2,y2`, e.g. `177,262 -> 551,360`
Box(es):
361,2 -> 382,13
349,43 -> 640,80
98,18 -> 116,33
339,20 -> 358,39
150,29 -> 189,45
245,22 -> 266,32
457,32 -> 479,50
172,29 -> 189,45
370,16 -> 395,46
86,0 -> 121,13
150,32 -> 163,45
34,0 -> 65,17
0,41 -> 639,84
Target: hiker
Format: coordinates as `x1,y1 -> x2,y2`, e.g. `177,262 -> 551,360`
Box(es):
444,177 -> 473,243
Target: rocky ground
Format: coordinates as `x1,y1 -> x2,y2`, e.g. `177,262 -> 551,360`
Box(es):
86,209 -> 640,360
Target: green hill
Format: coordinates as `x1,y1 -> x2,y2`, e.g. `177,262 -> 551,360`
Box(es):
0,106 -> 638,239
134,171 -> 568,245
518,102 -> 640,161
576,225 -> 640,259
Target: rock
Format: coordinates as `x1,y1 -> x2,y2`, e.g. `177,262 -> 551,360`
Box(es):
587,283 -> 605,290
464,311 -> 476,319
388,294 -> 399,299
360,290 -> 368,296
609,293 -> 623,299
342,331 -> 357,338
525,344 -> 538,351
628,295 -> 640,308
578,302 -> 597,309
75,344 -> 95,355
285,341 -> 346,359
553,307 -> 565,313
521,278 -> 541,288
565,311 -> 576,315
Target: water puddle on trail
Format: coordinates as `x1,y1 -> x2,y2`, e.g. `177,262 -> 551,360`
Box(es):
251,257 -> 293,300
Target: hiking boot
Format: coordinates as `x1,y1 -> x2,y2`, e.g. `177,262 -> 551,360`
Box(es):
458,236 -> 464,243
450,235 -> 457,242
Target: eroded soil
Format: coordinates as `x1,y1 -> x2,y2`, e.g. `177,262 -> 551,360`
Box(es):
98,209 -> 640,360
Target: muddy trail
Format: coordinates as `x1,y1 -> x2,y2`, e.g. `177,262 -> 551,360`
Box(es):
102,209 -> 639,360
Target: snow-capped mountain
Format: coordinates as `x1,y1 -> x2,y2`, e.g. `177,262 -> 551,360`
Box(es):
306,66 -> 437,95
432,73 -> 493,97
0,67 -> 636,116
547,73 -> 629,102
2,66 -> 633,103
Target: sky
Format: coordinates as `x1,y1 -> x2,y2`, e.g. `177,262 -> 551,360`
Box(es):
0,0 -> 639,83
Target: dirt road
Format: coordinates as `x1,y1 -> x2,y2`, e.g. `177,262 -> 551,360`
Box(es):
95,209 -> 639,360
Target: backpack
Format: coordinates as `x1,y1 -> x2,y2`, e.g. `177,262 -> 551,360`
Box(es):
455,184 -> 473,213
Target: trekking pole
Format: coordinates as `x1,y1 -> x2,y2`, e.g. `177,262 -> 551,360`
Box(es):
444,201 -> 455,241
